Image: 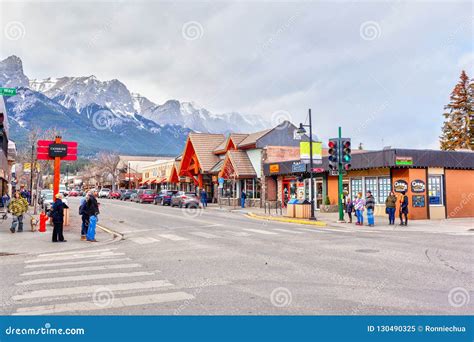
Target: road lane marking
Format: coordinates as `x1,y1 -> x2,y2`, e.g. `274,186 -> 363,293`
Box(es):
37,248 -> 115,258
21,263 -> 142,276
24,257 -> 133,269
295,228 -> 328,233
16,271 -> 155,286
273,228 -> 304,234
14,291 -> 195,315
129,237 -> 160,244
243,228 -> 278,235
25,252 -> 125,263
158,234 -> 188,241
223,231 -> 251,237
12,280 -> 174,301
190,232 -> 220,239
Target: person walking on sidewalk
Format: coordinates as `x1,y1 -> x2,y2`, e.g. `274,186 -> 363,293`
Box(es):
79,197 -> 89,241
385,191 -> 397,225
51,193 -> 68,242
85,191 -> 100,242
200,188 -> 208,208
353,192 -> 365,225
8,191 -> 28,233
240,190 -> 247,208
345,197 -> 354,223
365,191 -> 375,227
399,191 -> 409,226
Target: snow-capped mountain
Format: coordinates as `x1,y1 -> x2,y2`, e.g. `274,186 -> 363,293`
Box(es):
0,55 -> 29,88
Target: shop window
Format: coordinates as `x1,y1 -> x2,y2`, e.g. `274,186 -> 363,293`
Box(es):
428,176 -> 443,205
364,177 -> 378,203
350,178 -> 362,200
378,177 -> 391,204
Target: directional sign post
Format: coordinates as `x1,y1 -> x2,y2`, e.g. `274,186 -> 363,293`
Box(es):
0,88 -> 17,96
37,137 -> 78,200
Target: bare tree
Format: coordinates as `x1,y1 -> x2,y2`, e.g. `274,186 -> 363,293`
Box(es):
97,152 -> 121,191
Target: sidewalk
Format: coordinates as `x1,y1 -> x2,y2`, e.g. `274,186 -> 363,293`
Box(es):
207,204 -> 474,234
0,208 -> 117,256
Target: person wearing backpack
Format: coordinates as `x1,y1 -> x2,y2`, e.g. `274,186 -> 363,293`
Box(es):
79,197 -> 89,241
85,191 -> 100,242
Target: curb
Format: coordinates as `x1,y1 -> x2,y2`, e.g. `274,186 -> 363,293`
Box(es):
246,212 -> 327,226
97,224 -> 124,242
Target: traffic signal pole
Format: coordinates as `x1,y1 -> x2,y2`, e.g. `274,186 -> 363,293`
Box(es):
337,126 -> 344,222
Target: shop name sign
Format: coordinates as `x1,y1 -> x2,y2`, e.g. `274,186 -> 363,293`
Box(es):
395,156 -> 413,166
269,164 -> 280,173
291,162 -> 307,173
49,143 -> 68,158
411,179 -> 425,193
394,180 -> 408,193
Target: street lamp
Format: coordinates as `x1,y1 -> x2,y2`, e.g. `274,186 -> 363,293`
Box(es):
297,109 -> 316,220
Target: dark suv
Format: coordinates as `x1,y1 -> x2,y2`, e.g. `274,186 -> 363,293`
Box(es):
154,190 -> 178,206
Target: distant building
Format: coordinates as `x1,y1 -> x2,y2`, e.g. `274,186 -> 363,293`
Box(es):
0,97 -> 10,197
117,155 -> 171,189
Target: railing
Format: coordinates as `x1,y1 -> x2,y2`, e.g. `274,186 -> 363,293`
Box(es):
264,201 -> 282,216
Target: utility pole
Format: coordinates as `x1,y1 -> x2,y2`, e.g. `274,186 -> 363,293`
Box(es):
128,162 -> 131,190
29,144 -> 34,194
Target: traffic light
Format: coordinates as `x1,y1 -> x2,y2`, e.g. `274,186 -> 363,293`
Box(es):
341,139 -> 351,170
328,138 -> 339,171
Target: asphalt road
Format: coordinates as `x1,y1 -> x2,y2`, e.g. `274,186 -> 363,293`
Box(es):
1,197 -> 472,315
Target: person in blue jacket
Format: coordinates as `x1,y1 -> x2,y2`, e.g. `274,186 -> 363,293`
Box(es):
200,188 -> 208,208
51,193 -> 68,242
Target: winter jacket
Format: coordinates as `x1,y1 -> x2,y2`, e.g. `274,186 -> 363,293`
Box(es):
85,196 -> 100,217
8,197 -> 28,216
345,201 -> 354,213
51,199 -> 69,223
365,195 -> 375,210
385,195 -> 397,208
400,195 -> 409,213
354,198 -> 365,211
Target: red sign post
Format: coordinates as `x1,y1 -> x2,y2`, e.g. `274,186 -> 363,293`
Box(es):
37,136 -> 78,199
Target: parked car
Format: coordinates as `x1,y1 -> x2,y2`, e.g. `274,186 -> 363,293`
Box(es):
108,190 -> 121,199
68,189 -> 80,197
38,189 -> 53,205
135,189 -> 156,203
98,188 -> 110,198
43,193 -> 68,213
154,190 -> 178,206
170,191 -> 199,208
129,192 -> 139,202
120,189 -> 136,201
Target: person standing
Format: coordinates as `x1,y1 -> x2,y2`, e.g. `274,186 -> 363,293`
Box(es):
399,191 -> 409,226
240,190 -> 247,208
200,189 -> 208,208
79,196 -> 89,241
365,191 -> 375,227
345,197 -> 354,223
85,191 -> 100,242
385,191 -> 397,225
353,192 -> 365,225
51,193 -> 68,242
8,191 -> 28,233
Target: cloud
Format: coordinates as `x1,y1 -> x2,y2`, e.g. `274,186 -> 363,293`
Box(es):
0,0 -> 471,150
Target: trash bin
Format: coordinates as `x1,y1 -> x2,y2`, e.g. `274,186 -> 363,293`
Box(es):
295,200 -> 311,219
286,199 -> 298,218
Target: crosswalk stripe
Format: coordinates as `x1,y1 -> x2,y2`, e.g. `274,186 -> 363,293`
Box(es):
129,237 -> 160,244
223,231 -> 251,237
25,252 -> 125,263
13,280 -> 173,301
37,248 -> 115,258
273,228 -> 303,234
158,234 -> 188,241
14,291 -> 195,315
16,271 -> 155,286
24,257 -> 132,269
190,232 -> 219,239
21,263 -> 142,276
296,228 -> 327,233
243,228 -> 278,235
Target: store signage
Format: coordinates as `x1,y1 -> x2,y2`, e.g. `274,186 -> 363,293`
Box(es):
394,179 -> 408,193
311,167 -> 325,173
300,141 -> 322,164
37,140 -> 78,161
395,156 -> 413,166
291,162 -> 307,173
269,164 -> 280,173
411,179 -> 425,193
218,177 -> 224,184
412,195 -> 425,207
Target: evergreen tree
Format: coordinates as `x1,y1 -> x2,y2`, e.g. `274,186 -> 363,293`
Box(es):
440,70 -> 473,150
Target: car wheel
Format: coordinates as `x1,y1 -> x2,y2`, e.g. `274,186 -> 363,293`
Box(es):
161,199 -> 164,206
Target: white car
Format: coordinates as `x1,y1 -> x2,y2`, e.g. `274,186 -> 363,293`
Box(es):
43,193 -> 68,213
98,188 -> 110,198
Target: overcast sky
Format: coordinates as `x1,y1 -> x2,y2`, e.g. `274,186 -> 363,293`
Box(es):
1,0 -> 472,149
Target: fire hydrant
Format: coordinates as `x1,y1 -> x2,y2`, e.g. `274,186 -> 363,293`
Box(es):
39,212 -> 48,232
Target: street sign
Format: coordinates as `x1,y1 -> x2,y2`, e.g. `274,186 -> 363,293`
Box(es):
311,167 -> 325,173
0,87 -> 17,96
48,143 -> 68,158
37,140 -> 78,161
330,170 -> 347,176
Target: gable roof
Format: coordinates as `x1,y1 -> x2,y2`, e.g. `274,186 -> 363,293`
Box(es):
219,150 -> 257,178
213,133 -> 249,154
188,133 -> 226,172
238,129 -> 272,148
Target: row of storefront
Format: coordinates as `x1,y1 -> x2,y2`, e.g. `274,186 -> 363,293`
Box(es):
140,120 -> 474,220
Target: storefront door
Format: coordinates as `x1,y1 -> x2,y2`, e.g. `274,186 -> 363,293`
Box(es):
305,178 -> 324,209
282,178 -> 297,206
